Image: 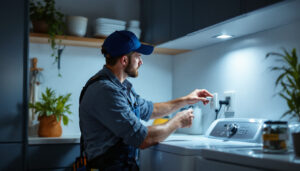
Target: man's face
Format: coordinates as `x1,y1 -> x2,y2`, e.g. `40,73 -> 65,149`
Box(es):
125,52 -> 143,78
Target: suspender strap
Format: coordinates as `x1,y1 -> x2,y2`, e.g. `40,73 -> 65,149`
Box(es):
79,74 -> 105,104
79,74 -> 105,158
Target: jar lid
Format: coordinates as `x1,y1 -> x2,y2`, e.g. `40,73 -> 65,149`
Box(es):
264,120 -> 287,124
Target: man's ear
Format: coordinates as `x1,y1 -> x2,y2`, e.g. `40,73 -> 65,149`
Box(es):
120,55 -> 128,66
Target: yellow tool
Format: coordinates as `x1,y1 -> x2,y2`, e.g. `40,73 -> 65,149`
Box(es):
153,118 -> 169,125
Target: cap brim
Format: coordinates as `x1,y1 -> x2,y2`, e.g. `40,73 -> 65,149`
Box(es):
135,44 -> 154,55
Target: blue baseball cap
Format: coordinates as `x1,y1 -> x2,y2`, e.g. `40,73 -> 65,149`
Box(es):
102,30 -> 154,58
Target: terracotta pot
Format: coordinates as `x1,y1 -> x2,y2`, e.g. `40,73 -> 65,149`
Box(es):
38,115 -> 62,137
292,133 -> 300,156
32,20 -> 48,33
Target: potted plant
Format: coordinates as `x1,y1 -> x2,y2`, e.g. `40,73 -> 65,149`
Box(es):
29,0 -> 65,65
29,87 -> 72,137
266,48 -> 300,156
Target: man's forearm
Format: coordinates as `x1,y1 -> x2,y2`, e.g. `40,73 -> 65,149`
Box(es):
139,118 -> 180,149
151,97 -> 187,119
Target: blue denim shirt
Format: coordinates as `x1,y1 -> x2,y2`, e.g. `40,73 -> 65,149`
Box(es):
79,66 -> 153,160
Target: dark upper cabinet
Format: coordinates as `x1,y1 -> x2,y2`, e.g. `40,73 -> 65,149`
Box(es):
152,0 -> 171,44
141,0 -> 283,45
241,0 -> 283,13
171,0 -> 194,40
141,0 -> 171,44
140,0 -> 153,44
193,0 -> 241,31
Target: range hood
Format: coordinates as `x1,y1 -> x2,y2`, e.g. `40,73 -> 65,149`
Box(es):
157,0 -> 300,50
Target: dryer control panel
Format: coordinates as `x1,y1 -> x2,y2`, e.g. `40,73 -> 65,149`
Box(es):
206,118 -> 265,143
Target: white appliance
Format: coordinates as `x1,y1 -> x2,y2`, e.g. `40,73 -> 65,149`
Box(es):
140,118 -> 265,171
200,147 -> 300,171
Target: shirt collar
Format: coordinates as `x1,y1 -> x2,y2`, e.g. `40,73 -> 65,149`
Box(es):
100,65 -> 133,91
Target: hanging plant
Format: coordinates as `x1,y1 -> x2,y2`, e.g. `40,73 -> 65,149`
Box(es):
30,0 -> 66,76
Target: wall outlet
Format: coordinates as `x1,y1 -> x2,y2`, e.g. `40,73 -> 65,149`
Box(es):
224,90 -> 236,113
210,93 -> 219,110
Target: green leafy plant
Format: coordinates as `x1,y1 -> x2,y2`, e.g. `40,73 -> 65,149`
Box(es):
266,48 -> 300,121
29,87 -> 72,125
30,0 -> 65,63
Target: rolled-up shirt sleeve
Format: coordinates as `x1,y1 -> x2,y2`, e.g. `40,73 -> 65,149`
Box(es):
90,85 -> 147,147
137,96 -> 153,121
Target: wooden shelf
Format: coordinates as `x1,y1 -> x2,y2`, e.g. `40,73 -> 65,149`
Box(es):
29,33 -> 190,55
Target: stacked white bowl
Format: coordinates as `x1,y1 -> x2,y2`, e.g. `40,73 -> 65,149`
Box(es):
66,16 -> 88,37
126,20 -> 141,39
94,18 -> 126,38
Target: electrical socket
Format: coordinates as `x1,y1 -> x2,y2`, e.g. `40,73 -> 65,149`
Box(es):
210,93 -> 219,110
224,90 -> 236,113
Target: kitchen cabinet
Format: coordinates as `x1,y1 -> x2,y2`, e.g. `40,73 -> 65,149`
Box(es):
193,0 -> 241,31
28,144 -> 80,170
141,0 -> 171,44
171,0 -> 194,40
152,0 -> 171,44
141,0 -> 282,45
140,0 -> 153,44
0,144 -> 23,170
0,0 -> 28,170
241,0 -> 283,13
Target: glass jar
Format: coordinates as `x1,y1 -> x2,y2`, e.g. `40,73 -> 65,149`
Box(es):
262,121 -> 288,153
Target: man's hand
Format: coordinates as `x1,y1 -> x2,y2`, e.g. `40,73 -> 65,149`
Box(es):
184,89 -> 213,105
173,109 -> 194,128
140,109 -> 195,149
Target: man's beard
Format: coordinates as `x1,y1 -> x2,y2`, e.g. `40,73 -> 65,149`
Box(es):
125,61 -> 139,78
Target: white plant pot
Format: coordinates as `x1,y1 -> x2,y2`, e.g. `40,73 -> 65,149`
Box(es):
66,16 -> 88,37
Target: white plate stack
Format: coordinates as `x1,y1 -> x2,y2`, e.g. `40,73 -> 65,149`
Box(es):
94,18 -> 126,38
126,20 -> 141,39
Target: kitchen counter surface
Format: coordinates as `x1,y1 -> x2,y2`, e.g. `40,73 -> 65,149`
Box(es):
27,133 -> 199,145
28,135 -> 80,145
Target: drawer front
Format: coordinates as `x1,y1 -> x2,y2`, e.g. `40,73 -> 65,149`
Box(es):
0,143 -> 23,170
29,144 -> 80,170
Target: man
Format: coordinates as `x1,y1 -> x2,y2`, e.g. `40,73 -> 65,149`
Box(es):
79,30 -> 213,170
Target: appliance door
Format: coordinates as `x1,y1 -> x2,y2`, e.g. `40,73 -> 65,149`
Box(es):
200,148 -> 300,171
140,148 -> 196,171
195,156 -> 263,171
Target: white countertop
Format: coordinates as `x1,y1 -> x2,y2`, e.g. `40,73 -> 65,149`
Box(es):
28,135 -> 80,145
27,133 -> 193,145
27,133 -> 198,145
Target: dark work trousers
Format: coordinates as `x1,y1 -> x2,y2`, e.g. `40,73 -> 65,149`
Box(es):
87,141 -> 139,171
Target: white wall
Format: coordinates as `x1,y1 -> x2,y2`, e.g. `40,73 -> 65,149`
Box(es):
29,44 -> 173,136
29,0 -> 172,136
173,20 -> 300,131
